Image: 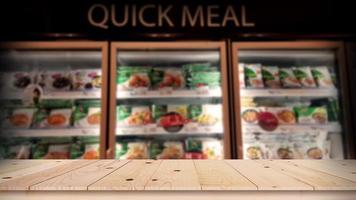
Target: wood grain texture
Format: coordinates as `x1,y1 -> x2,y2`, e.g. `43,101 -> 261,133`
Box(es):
1,191 -> 356,200
145,160 -> 201,190
89,160 -> 161,190
0,160 -> 355,191
257,160 -> 356,190
194,160 -> 257,190
30,160 -> 129,190
0,160 -> 93,190
0,160 -> 49,175
0,160 -> 70,184
226,160 -> 314,190
288,160 -> 356,182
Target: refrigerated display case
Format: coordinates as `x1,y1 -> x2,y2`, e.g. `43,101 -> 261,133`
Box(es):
0,42 -> 108,159
108,42 -> 231,159
232,41 -> 352,159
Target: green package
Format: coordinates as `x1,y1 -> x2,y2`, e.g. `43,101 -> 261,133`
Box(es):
149,142 -> 163,159
117,105 -> 131,121
32,143 -> 48,159
116,67 -> 151,85
185,138 -> 202,152
150,68 -> 165,87
70,140 -> 84,159
189,105 -> 202,120
38,100 -> 73,109
32,109 -> 48,128
294,107 -> 328,124
115,142 -> 128,159
152,105 -> 167,122
189,71 -> 220,88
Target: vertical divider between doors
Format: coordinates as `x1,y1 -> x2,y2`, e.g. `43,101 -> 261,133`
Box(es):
225,38 -> 237,159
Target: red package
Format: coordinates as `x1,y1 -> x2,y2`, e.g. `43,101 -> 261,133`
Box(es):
185,152 -> 204,159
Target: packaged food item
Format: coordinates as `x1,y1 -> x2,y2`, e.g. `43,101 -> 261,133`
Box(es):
294,107 -> 328,124
299,140 -> 330,160
202,139 -> 223,159
38,100 -> 74,109
185,152 -> 204,159
183,63 -> 212,74
244,64 -> 264,88
185,138 -> 202,152
244,143 -> 264,159
39,71 -> 72,91
70,140 -> 83,159
6,144 -> 31,159
45,109 -> 72,128
115,142 -> 128,159
5,108 -> 35,128
71,69 -> 102,90
152,105 -> 166,122
32,109 -> 48,128
167,105 -> 188,119
73,102 -> 101,128
117,105 -> 152,126
120,142 -> 148,159
293,67 -> 317,88
156,142 -> 184,159
274,144 -> 294,159
262,107 -> 296,125
311,66 -> 335,88
43,144 -> 70,159
190,104 -> 222,126
82,143 -> 100,159
1,71 -> 36,92
149,142 -> 164,159
117,67 -> 151,90
262,66 -> 281,88
157,105 -> 189,132
32,142 -> 49,159
189,71 -> 221,89
258,111 -> 279,131
238,63 -> 246,88
279,68 -> 301,88
241,107 -> 259,124
151,68 -> 185,89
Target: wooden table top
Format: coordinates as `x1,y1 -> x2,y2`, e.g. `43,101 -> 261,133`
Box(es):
0,160 -> 355,191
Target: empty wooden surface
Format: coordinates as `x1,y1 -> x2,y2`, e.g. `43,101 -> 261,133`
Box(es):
0,160 -> 355,191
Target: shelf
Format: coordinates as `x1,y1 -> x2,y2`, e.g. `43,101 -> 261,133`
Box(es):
41,91 -> 101,100
1,90 -> 101,100
116,88 -> 222,99
2,128 -> 100,137
242,122 -> 342,134
116,123 -> 223,136
240,88 -> 338,98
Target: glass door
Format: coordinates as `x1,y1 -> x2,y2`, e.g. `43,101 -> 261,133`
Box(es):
0,42 -> 108,159
109,42 -> 231,159
232,41 -> 351,159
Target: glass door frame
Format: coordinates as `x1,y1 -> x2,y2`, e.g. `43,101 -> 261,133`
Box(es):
231,41 -> 353,159
0,41 -> 109,159
108,41 -> 232,159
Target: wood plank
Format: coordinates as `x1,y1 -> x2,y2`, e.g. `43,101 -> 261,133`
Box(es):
89,160 -> 161,190
335,160 -> 356,168
0,160 -> 93,190
144,160 -> 201,190
194,160 -> 257,190
226,160 -> 314,190
30,160 -> 129,191
2,191 -> 356,200
0,160 -> 50,175
288,160 -> 356,182
0,160 -> 70,184
257,160 -> 356,190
